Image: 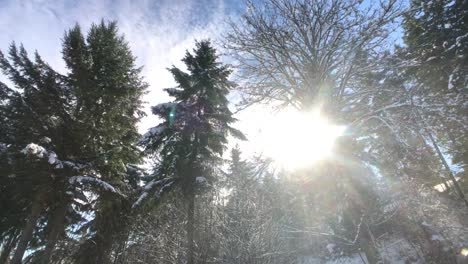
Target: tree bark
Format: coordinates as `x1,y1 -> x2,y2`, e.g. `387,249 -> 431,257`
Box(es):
41,200 -> 67,264
416,130 -> 451,191
416,109 -> 468,206
359,223 -> 380,264
426,129 -> 468,207
187,188 -> 195,264
113,230 -> 130,264
11,193 -> 44,264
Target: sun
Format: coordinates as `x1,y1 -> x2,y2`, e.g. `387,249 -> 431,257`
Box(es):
257,109 -> 345,169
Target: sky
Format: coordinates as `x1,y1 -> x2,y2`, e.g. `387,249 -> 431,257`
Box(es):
0,0 -> 245,131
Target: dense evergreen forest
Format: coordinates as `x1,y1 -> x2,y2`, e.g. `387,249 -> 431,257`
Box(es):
0,0 -> 467,263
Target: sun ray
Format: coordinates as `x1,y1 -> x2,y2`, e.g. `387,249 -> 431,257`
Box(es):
256,109 -> 346,169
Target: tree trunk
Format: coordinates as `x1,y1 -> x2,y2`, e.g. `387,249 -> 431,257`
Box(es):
187,188 -> 195,264
426,129 -> 468,207
0,232 -> 18,264
11,193 -> 44,264
94,201 -> 118,264
41,200 -> 67,264
359,223 -> 380,264
113,230 -> 130,264
416,110 -> 468,206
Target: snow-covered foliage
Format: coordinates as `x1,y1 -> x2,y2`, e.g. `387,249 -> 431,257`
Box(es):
21,143 -> 48,159
195,176 -> 206,184
69,175 -> 125,197
0,143 -> 8,153
326,243 -> 336,254
0,21 -> 147,264
20,143 -> 87,170
151,102 -> 177,115
132,177 -> 176,208
142,124 -> 167,141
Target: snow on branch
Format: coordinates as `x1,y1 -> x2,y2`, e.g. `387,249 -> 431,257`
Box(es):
21,143 -> 87,170
0,143 -> 8,153
164,87 -> 183,97
69,175 -> 126,198
126,164 -> 145,177
196,176 -> 207,184
132,177 -> 176,209
21,143 -> 48,158
284,214 -> 366,246
142,124 -> 167,141
151,102 -> 177,115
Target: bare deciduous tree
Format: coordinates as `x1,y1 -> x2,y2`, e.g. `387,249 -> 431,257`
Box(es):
225,0 -> 401,111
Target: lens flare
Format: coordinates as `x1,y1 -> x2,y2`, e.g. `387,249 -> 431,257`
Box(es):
257,109 -> 345,169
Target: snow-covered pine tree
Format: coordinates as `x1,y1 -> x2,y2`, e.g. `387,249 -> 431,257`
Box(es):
220,146 -> 269,263
140,40 -> 244,264
404,0 -> 468,204
0,44 -> 85,264
64,21 -> 147,264
0,21 -> 146,264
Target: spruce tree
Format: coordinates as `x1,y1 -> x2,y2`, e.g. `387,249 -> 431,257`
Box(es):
140,40 -> 244,264
404,0 -> 468,203
64,21 -> 147,264
221,146 -> 260,263
404,0 -> 468,169
0,44 -> 77,264
0,21 -> 146,264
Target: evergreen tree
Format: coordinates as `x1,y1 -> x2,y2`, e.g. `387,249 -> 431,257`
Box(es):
140,40 -> 244,264
222,146 -> 257,263
0,20 -> 146,264
64,21 -> 147,264
404,0 -> 468,202
404,0 -> 468,169
219,147 -> 290,263
0,44 -> 80,264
